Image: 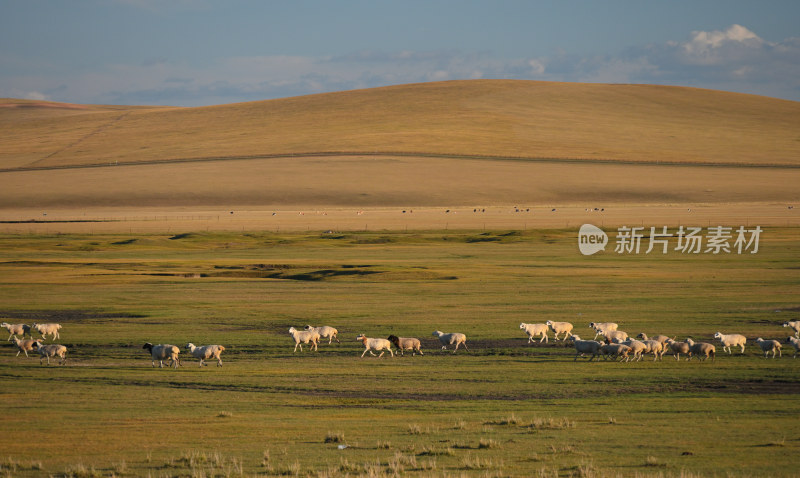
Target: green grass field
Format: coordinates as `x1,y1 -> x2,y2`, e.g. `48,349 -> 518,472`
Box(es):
0,228 -> 798,477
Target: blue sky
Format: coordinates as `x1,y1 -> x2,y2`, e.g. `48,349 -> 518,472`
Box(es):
1,0 -> 798,106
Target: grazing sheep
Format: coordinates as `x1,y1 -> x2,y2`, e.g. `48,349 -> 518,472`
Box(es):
545,321 -> 574,341
142,343 -> 180,368
33,341 -> 67,365
432,330 -> 469,353
621,339 -> 647,362
1,322 -> 31,341
713,332 -> 746,354
755,338 -> 781,358
387,335 -> 423,356
356,334 -> 393,358
600,343 -> 632,362
785,337 -> 800,358
519,323 -> 549,343
571,335 -> 603,361
601,330 -> 629,344
12,337 -> 39,357
589,322 -> 618,340
185,343 -> 226,367
783,321 -> 800,338
32,323 -> 61,341
288,327 -> 319,352
664,338 -> 691,361
304,325 -> 340,344
686,338 -> 715,362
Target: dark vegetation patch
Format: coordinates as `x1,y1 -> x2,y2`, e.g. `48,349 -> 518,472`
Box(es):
18,373 -> 800,402
111,238 -> 138,245
0,309 -> 147,323
168,233 -> 193,240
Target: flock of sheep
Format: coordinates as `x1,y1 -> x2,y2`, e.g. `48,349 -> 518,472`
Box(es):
4,319 -> 800,367
522,320 -> 800,362
1,321 -> 225,368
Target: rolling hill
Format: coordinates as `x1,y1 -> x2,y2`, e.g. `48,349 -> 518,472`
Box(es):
1,80 -> 799,209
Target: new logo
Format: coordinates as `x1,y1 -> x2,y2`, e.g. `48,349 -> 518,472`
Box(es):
578,224 -> 608,256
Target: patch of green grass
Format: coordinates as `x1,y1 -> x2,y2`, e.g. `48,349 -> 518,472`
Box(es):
0,228 -> 798,476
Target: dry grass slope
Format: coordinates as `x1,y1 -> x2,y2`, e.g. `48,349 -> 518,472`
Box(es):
1,80 -> 799,211
3,80 -> 799,168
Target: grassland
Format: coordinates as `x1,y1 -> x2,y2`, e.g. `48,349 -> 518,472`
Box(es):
0,228 -> 798,477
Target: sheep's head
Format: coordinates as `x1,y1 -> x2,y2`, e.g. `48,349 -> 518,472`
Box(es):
185,343 -> 194,350
519,323 -> 526,329
432,331 -> 442,337
303,325 -> 313,330
356,334 -> 367,343
142,342 -> 153,351
32,340 -> 43,350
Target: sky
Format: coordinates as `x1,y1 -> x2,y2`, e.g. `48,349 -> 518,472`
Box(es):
1,0 -> 799,106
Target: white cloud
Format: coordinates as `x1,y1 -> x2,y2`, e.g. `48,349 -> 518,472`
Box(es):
24,91 -> 48,101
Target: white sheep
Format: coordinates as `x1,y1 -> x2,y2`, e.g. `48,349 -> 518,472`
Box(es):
288,327 -> 319,352
755,338 -> 781,358
640,340 -> 665,361
589,322 -> 618,340
600,343 -> 632,362
387,335 -> 423,356
356,334 -> 393,358
519,323 -> 549,343
432,330 -> 468,353
545,321 -> 573,341
785,337 -> 800,358
13,337 -> 39,357
713,332 -> 746,354
664,338 -> 691,361
34,341 -> 67,365
685,338 -> 715,362
32,323 -> 61,341
636,333 -> 670,347
185,343 -> 226,367
571,335 -> 603,361
621,339 -> 647,362
1,322 -> 31,341
304,325 -> 340,344
601,330 -> 629,344
142,343 -> 180,368
782,321 -> 800,338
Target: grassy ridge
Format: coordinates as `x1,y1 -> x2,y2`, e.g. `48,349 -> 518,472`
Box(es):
0,229 -> 798,476
3,80 -> 799,169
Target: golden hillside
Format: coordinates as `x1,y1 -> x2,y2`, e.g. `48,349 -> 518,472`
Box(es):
1,80 -> 799,211
2,80 -> 799,169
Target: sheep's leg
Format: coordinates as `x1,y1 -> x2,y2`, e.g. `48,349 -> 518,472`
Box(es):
739,344 -> 745,354
377,351 -> 385,358
388,348 -> 394,358
361,348 -> 368,358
